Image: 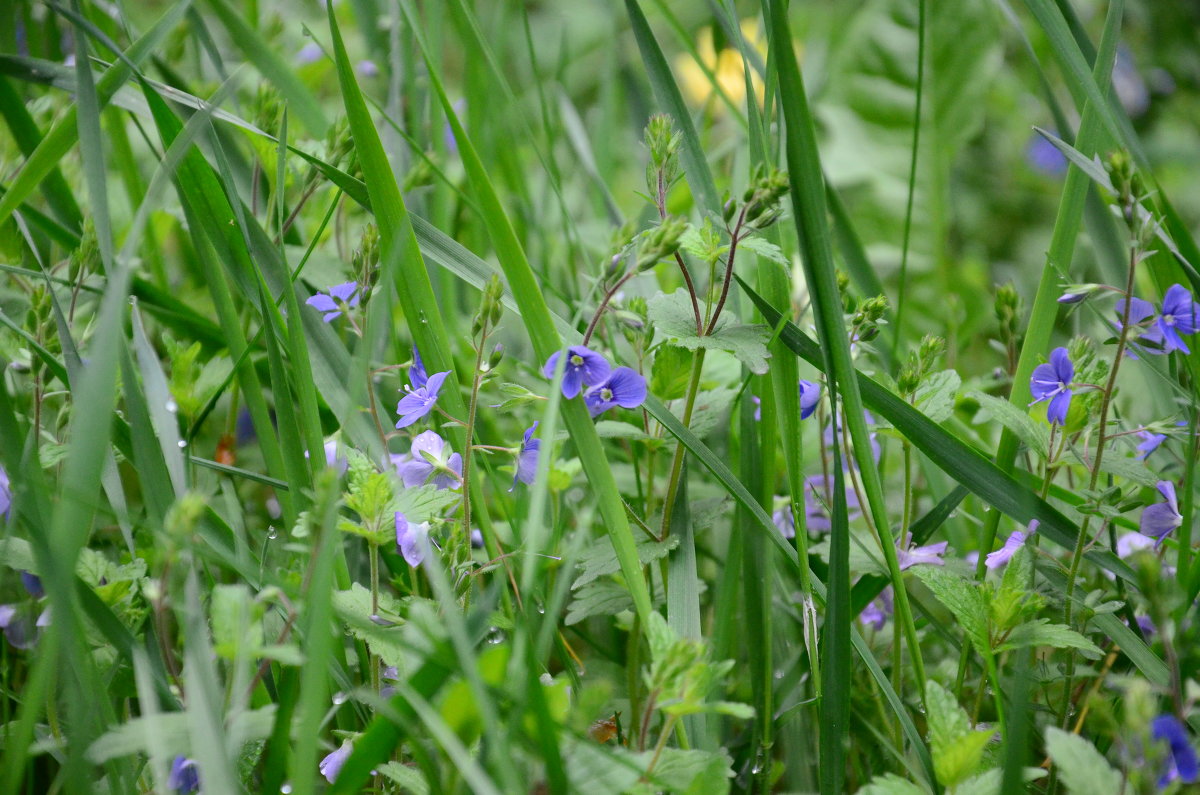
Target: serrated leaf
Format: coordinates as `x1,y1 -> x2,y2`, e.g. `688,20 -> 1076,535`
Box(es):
565,580 -> 634,626
573,534 -> 679,589
377,762 -> 430,795
648,290 -> 771,374
739,235 -> 789,266
391,484 -> 461,525
211,584 -> 263,661
1043,728 -> 1122,795
652,345 -> 694,400
87,706 -> 276,763
856,773 -> 930,795
969,391 -> 1049,458
331,584 -> 412,667
914,370 -> 960,423
913,566 -> 988,651
0,536 -> 35,573
594,421 -> 656,442
995,619 -> 1103,659
926,680 -> 993,787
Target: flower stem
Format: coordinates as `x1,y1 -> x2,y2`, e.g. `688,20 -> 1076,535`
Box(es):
704,208 -> 747,336
658,349 -> 706,541
582,269 -> 639,346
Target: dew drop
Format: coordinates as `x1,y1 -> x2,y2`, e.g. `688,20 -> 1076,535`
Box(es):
281,784 -> 292,794
485,627 -> 506,644
267,526 -> 278,540
332,691 -> 348,705
164,398 -> 178,413
176,439 -> 188,449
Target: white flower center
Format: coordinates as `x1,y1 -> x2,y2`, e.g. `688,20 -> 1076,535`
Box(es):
600,388 -> 613,401
570,354 -> 584,366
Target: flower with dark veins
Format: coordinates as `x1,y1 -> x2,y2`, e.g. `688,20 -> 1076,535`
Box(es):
799,380 -> 821,420
396,430 -> 463,490
1141,481 -> 1182,546
305,281 -> 360,323
542,345 -> 611,399
1151,714 -> 1199,788
409,345 -> 428,390
396,371 -> 450,429
1029,347 -> 1074,425
395,512 -> 431,566
510,421 -> 541,491
896,532 -> 948,570
584,367 -> 648,417
1154,284 -> 1200,354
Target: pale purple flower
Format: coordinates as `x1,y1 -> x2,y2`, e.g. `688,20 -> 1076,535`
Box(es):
356,59 -> 379,77
35,608 -> 49,628
542,346 -> 611,399
509,422 -> 541,491
803,473 -> 861,532
395,370 -> 450,429
307,440 -> 348,474
1026,134 -> 1068,176
1058,292 -> 1087,304
0,605 -> 14,629
320,740 -> 354,784
1115,296 -> 1164,358
584,367 -> 648,417
1136,430 -> 1167,460
395,512 -> 431,566
0,605 -> 33,649
296,41 -> 322,65
1151,714 -> 1198,787
396,430 -> 462,490
896,532 -> 948,570
1117,531 -> 1156,558
1029,347 -> 1073,425
168,755 -> 200,794
985,520 -> 1037,570
823,411 -> 881,464
861,587 -> 893,631
1154,284 -> 1200,354
409,346 -> 428,390
772,498 -> 794,540
799,380 -> 821,420
751,395 -> 761,422
0,466 -> 10,520
1141,481 -> 1183,545
306,281 -> 360,322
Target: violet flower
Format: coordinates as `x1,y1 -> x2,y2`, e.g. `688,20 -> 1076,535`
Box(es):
1154,284 -> 1200,354
542,346 -> 611,399
319,740 -> 354,784
772,498 -> 795,540
409,346 -> 428,390
168,755 -> 200,794
1117,531 -> 1156,559
295,41 -> 322,65
306,281 -> 360,323
803,473 -> 862,532
1136,430 -> 1168,460
509,421 -> 541,491
395,512 -> 431,566
0,465 -> 10,520
896,532 -> 948,570
20,571 -> 42,599
1029,347 -> 1073,425
861,587 -> 893,631
1140,481 -> 1183,546
985,520 -> 1038,570
396,430 -> 462,490
356,59 -> 379,77
584,367 -> 648,417
799,380 -> 821,420
1151,714 -> 1199,788
395,370 -> 450,429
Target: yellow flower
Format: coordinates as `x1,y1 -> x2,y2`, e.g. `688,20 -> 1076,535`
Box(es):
675,18 -> 769,111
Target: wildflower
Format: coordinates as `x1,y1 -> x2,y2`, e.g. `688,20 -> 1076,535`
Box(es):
1057,292 -> 1087,304
295,41 -> 322,65
1151,714 -> 1198,788
1153,284 -> 1200,354
799,380 -> 820,420
803,473 -> 861,532
381,665 -> 399,698
409,346 -> 428,389
307,440 -> 348,475
168,756 -> 200,794
861,587 -> 893,631
356,59 -> 379,77
20,571 -> 42,599
395,512 -> 431,566
584,367 -> 648,417
1117,531 -> 1156,558
542,346 -> 611,399
1115,296 -> 1164,357
1029,347 -> 1073,425
0,466 -> 10,520
1136,430 -> 1167,460
1026,134 -> 1068,177
1140,481 -> 1183,545
896,532 -> 948,570
985,520 -> 1038,570
751,395 -> 761,421
306,281 -> 360,323
509,421 -> 541,491
396,430 -> 462,490
319,740 -> 354,784
823,411 -> 881,464
395,370 -> 450,429
771,497 -> 794,540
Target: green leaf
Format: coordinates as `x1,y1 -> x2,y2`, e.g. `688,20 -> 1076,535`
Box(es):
926,680 -> 993,788
913,566 -> 989,652
856,773 -> 930,795
969,391 -> 1050,458
1043,728 -> 1122,795
573,534 -> 679,590
376,762 -> 430,795
0,536 -> 35,573
648,290 -> 771,375
565,581 -> 635,627
331,584 -> 413,668
995,619 -> 1103,659
914,369 -> 960,423
211,584 -> 263,661
652,345 -> 694,401
87,706 -> 276,764
738,235 -> 789,266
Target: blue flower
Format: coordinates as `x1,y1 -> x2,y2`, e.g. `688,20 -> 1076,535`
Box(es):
168,755 -> 200,794
1115,296 -> 1164,357
896,532 -> 948,570
319,740 -> 353,784
861,587 -> 893,631
295,41 -> 322,66
0,465 -> 10,520
1141,481 -> 1182,546
584,367 -> 648,417
1136,430 -> 1167,460
510,421 -> 541,491
396,430 -> 462,490
799,380 -> 821,420
356,59 -> 379,77
1154,284 -> 1200,354
1117,531 -> 1155,558
1152,714 -> 1198,788
395,370 -> 450,429
409,346 -> 428,390
395,512 -> 431,566
985,520 -> 1038,570
543,346 -> 611,399
1029,347 -> 1074,425
20,571 -> 42,599
306,281 -> 360,323
1026,134 -> 1068,176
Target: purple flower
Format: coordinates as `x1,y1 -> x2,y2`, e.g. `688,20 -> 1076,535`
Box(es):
395,512 -> 431,566
1140,481 -> 1183,545
1115,296 -> 1165,358
20,571 -> 42,599
168,755 -> 200,794
803,473 -> 862,532
985,520 -> 1038,570
543,346 -> 611,399
861,587 -> 893,631
751,395 -> 761,422
799,380 -> 821,420
409,346 -> 428,390
396,430 -> 462,490
1058,292 -> 1087,305
0,605 -> 34,650
1136,430 -> 1167,460
444,98 -> 466,154
295,41 -> 322,65
896,532 -> 948,570
1154,284 -> 1200,354
319,740 -> 353,784
1026,134 -> 1068,176
509,422 -> 541,491
356,59 -> 379,77
1117,531 -> 1155,558
306,281 -> 360,322
772,498 -> 795,540
1029,347 -> 1073,425
307,440 -> 349,475
0,466 -> 9,520
395,370 -> 450,429
584,367 -> 648,417
1152,715 -> 1198,787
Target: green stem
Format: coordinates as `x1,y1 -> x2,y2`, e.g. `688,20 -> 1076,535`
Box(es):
658,349 -> 706,541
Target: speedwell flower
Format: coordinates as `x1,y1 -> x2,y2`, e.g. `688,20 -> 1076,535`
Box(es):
799,380 -> 821,420
861,587 -> 893,631
896,532 -> 948,571
409,346 -> 428,389
510,421 -> 541,491
1029,347 -> 1073,425
1136,430 -> 1168,460
1151,714 -> 1199,788
395,512 -> 431,566
396,430 -> 462,490
396,370 -> 450,429
543,346 -> 611,399
1141,481 -> 1183,546
584,367 -> 648,417
0,465 -> 10,520
985,520 -> 1038,570
306,281 -> 360,323
168,756 -> 200,794
1153,284 -> 1200,354
319,740 -> 353,784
